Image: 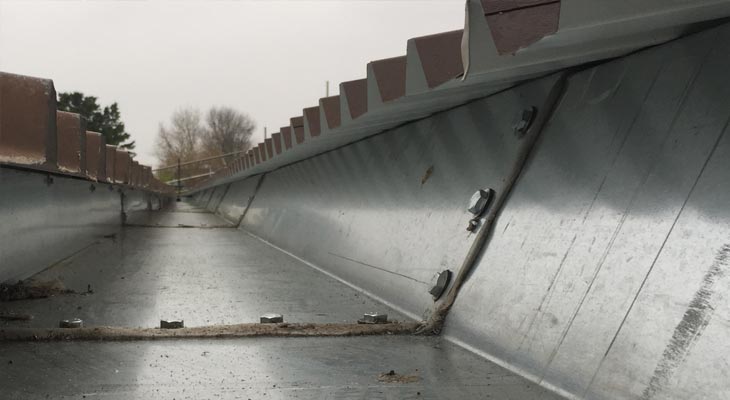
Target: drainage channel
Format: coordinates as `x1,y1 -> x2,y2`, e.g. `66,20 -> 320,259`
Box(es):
0,203 -> 410,332
0,203 -> 565,399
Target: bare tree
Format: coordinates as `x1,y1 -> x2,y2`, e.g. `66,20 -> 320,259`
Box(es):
202,106 -> 255,165
154,107 -> 204,166
154,106 -> 255,184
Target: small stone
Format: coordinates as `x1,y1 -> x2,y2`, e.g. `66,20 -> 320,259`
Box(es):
260,314 -> 284,323
59,318 -> 83,328
358,312 -> 388,324
160,320 -> 184,329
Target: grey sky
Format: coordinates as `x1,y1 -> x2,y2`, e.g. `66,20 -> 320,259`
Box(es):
0,0 -> 463,167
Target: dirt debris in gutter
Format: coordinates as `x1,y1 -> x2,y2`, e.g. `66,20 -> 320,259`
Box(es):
0,322 -> 420,342
0,312 -> 33,321
0,279 -> 77,302
377,369 -> 421,384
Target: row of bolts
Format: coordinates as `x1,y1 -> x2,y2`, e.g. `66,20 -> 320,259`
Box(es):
57,188 -> 496,330
57,312 -> 390,330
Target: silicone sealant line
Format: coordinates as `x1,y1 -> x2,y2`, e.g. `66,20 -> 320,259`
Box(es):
416,73 -> 569,335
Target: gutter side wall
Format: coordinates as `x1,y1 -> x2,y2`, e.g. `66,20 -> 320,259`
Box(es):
195,24 -> 730,400
0,167 -> 164,283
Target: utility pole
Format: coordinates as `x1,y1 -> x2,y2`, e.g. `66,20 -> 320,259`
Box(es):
326,80 -> 329,97
264,126 -> 268,140
176,157 -> 181,202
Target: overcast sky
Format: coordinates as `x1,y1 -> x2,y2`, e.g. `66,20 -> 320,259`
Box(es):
0,0 -> 463,167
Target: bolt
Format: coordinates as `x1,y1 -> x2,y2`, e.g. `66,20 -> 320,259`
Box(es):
59,318 -> 83,329
44,175 -> 54,186
468,189 -> 494,216
260,313 -> 284,323
358,312 -> 388,324
160,319 -> 184,329
466,218 -> 479,232
513,106 -> 537,137
89,184 -> 96,192
429,270 -> 452,301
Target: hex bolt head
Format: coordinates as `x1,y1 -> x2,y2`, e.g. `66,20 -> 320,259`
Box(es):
160,319 -> 184,329
59,318 -> 83,328
358,312 -> 388,324
466,218 -> 480,232
260,313 -> 284,323
467,189 -> 494,216
429,270 -> 452,301
513,106 -> 537,137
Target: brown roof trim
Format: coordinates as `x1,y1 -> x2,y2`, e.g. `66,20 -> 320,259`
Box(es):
319,96 -> 341,129
483,1 -> 560,55
341,79 -> 368,119
281,126 -> 293,149
303,106 -> 321,137
271,132 -> 283,154
413,30 -> 464,89
290,116 -> 305,144
265,138 -> 274,159
370,56 -> 407,102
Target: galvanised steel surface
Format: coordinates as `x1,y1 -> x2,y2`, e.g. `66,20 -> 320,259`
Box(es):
238,75 -> 562,321
445,24 -> 730,400
196,189 -> 210,206
0,336 -> 563,400
124,208 -> 231,227
0,167 -> 165,283
187,22 -> 730,400
215,175 -> 263,224
203,185 -> 226,212
196,188 -> 211,208
0,202 -> 406,328
123,188 -> 157,214
189,1 -> 730,194
0,167 -> 121,283
206,183 -> 230,213
0,202 -> 562,399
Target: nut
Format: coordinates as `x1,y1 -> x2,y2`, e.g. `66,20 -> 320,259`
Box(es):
59,318 -> 83,328
358,312 -> 388,324
260,313 -> 284,323
160,319 -> 184,329
429,270 -> 452,301
513,106 -> 537,137
467,189 -> 493,216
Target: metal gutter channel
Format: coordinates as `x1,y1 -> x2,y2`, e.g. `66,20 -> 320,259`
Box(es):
216,75 -> 563,323
192,23 -> 730,400
446,23 -> 730,400
0,337 -> 563,399
0,202 -> 562,399
0,166 -> 164,283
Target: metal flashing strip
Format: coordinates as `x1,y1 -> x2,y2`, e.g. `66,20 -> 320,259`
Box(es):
190,2 -> 730,193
